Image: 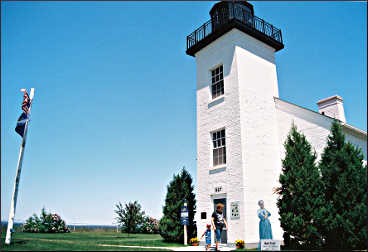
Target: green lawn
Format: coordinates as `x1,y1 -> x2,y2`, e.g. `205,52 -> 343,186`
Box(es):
231,249 -> 257,251
0,231 -> 185,251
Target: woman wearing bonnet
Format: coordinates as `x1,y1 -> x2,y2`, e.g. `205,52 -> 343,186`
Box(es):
257,200 -> 273,249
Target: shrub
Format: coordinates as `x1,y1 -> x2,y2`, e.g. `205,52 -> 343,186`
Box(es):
138,216 -> 160,234
23,208 -> 70,233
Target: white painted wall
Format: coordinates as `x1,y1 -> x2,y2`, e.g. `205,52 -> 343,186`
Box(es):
317,96 -> 346,123
195,29 -> 244,245
193,27 -> 367,248
234,31 -> 283,244
195,28 -> 283,245
275,98 -> 367,162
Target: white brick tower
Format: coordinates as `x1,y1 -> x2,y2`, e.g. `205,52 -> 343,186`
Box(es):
186,1 -> 284,247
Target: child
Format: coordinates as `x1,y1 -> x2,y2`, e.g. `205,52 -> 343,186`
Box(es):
200,224 -> 212,251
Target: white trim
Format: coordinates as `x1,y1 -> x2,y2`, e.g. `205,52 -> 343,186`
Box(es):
210,94 -> 225,104
210,128 -> 227,168
209,64 -> 225,101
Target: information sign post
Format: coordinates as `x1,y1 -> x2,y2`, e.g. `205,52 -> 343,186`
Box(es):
181,199 -> 189,245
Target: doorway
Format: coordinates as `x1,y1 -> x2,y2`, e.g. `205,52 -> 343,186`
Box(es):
213,198 -> 227,244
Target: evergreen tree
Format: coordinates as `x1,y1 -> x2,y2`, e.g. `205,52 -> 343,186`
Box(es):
319,121 -> 367,250
276,124 -> 324,249
159,167 -> 196,243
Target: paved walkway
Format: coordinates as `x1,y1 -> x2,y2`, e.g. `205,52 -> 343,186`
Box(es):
99,244 -> 234,251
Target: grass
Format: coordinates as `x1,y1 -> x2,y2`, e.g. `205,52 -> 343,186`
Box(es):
0,231 -> 185,251
232,249 -> 258,251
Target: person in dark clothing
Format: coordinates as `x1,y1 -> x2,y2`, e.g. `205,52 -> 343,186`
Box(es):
211,203 -> 228,251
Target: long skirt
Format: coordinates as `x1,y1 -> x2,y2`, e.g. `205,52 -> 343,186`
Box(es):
257,219 -> 273,250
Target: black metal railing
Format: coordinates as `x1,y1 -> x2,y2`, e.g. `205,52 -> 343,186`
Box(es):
187,9 -> 283,51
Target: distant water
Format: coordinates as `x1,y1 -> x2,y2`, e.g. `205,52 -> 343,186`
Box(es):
67,225 -> 117,230
1,221 -> 24,226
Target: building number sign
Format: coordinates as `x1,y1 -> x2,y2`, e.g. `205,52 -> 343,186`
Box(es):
214,186 -> 222,193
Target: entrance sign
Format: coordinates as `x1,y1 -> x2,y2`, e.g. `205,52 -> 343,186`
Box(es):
261,240 -> 280,251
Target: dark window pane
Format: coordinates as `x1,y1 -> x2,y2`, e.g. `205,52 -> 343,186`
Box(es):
217,139 -> 221,147
201,212 -> 207,219
212,77 -> 215,83
222,138 -> 225,146
213,149 -> 218,166
223,147 -> 226,164
216,68 -> 219,74
221,130 -> 225,137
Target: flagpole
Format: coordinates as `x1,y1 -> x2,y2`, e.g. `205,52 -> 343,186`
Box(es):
5,88 -> 34,245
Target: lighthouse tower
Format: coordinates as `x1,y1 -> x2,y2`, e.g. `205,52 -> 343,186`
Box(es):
186,1 -> 284,247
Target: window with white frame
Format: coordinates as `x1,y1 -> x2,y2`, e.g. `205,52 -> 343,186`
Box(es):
212,129 -> 226,166
211,65 -> 224,99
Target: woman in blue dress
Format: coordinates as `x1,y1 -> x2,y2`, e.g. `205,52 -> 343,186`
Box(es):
257,200 -> 272,249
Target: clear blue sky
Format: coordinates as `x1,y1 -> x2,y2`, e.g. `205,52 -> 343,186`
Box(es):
1,1 -> 366,225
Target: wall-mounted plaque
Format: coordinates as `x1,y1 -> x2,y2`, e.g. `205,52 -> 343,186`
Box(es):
230,201 -> 240,219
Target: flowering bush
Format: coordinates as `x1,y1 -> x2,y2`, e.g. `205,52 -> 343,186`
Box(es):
190,237 -> 199,245
23,208 -> 70,233
235,240 -> 245,248
144,217 -> 160,234
138,216 -> 160,234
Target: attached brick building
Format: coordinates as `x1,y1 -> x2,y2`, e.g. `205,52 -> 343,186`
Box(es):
185,1 -> 367,248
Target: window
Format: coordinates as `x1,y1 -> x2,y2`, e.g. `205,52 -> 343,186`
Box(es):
211,65 -> 224,99
212,129 -> 226,166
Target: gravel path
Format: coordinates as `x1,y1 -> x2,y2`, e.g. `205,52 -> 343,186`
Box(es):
98,244 -> 233,251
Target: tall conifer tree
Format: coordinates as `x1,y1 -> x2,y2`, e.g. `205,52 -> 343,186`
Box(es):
319,121 -> 367,249
159,168 -> 196,243
276,124 -> 324,249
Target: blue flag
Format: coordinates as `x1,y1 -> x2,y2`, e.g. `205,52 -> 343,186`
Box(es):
15,90 -> 31,137
15,112 -> 29,137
